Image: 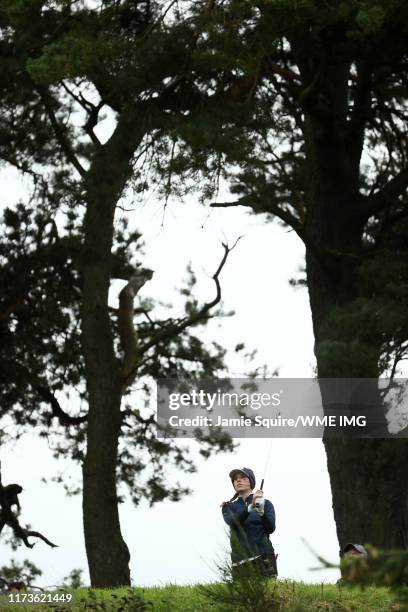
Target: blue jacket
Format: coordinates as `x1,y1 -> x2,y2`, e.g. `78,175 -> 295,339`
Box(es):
222,494 -> 276,563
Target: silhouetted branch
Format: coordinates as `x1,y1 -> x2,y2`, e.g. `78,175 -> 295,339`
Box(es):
0,463 -> 58,549
139,239 -> 240,357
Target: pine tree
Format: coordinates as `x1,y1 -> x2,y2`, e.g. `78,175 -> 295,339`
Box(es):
157,0 -> 408,552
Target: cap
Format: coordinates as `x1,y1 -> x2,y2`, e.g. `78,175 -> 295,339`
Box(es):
343,543 -> 368,556
229,467 -> 256,490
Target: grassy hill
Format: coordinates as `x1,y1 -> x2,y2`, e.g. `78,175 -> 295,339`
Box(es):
0,580 -> 403,611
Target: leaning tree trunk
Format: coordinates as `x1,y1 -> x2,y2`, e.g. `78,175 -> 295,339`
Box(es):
80,111 -> 147,587
303,120 -> 408,551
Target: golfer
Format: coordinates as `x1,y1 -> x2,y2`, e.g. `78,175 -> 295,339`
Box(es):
221,467 -> 277,579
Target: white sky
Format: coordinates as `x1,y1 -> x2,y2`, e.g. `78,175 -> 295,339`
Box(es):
0,163 -> 341,586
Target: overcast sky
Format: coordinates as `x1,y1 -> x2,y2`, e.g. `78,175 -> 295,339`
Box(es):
0,156 -> 343,587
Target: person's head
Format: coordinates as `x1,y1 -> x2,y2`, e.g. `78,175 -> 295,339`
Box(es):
229,468 -> 255,498
342,543 -> 368,558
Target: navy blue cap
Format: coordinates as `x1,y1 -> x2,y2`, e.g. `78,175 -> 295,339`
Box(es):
229,467 -> 256,490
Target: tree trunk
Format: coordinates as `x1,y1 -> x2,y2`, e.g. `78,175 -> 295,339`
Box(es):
81,179 -> 131,586
293,40 -> 408,548
82,386 -> 130,586
304,173 -> 408,552
80,112 -> 146,587
324,438 -> 408,552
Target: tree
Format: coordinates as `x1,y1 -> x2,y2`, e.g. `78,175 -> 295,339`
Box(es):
62,568 -> 85,589
164,0 -> 408,551
0,0 -> 237,587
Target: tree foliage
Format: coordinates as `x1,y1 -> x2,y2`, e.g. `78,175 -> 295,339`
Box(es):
2,0 -> 408,581
150,0 -> 408,379
0,558 -> 42,589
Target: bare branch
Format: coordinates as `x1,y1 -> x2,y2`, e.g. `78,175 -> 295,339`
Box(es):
210,201 -> 251,208
9,359 -> 87,426
139,240 -> 240,358
265,58 -> 302,84
0,471 -> 58,549
23,529 -> 58,549
118,269 -> 154,387
33,383 -> 88,426
211,199 -> 305,241
38,89 -> 87,178
61,82 -> 103,147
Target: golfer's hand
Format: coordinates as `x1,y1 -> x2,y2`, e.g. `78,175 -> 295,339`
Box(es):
252,489 -> 264,507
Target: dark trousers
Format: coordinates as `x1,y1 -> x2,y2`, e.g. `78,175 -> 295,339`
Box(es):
232,554 -> 278,581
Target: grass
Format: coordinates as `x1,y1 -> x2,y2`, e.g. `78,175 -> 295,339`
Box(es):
0,580 -> 403,611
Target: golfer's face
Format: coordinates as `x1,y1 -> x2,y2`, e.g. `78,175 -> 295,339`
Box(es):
233,474 -> 250,492
347,549 -> 361,557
